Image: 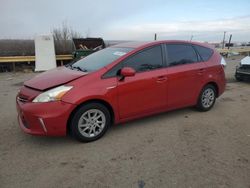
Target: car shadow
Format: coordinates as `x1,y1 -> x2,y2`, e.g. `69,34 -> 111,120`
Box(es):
20,133 -> 76,145
109,107 -> 196,133
19,107 -> 196,145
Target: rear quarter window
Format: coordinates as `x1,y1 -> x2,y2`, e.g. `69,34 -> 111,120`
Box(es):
193,45 -> 213,61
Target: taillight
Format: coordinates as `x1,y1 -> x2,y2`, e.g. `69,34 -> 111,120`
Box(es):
220,57 -> 226,68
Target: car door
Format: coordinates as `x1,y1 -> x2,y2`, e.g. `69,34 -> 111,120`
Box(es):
117,45 -> 168,119
165,44 -> 207,109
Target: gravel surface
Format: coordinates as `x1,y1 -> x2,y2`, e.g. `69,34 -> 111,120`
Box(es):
0,56 -> 249,188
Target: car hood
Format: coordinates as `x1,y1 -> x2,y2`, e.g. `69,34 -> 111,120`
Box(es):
241,56 -> 250,65
24,66 -> 88,91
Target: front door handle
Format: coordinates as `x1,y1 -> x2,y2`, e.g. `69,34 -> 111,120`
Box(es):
156,75 -> 167,82
197,68 -> 205,75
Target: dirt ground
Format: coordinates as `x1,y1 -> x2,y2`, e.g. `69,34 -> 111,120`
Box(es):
0,56 -> 250,188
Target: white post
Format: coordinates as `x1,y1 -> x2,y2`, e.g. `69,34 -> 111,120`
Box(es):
35,35 -> 57,71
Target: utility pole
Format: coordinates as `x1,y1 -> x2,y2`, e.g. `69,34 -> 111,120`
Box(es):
154,33 -> 157,41
190,35 -> 193,41
228,34 -> 232,49
222,31 -> 226,49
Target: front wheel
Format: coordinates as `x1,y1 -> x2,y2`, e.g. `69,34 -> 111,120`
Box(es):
70,103 -> 111,142
196,85 -> 216,112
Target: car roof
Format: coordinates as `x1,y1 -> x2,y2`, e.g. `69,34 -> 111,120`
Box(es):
113,40 -> 214,50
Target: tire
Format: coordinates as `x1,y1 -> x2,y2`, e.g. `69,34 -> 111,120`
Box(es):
196,84 -> 216,112
70,103 -> 111,142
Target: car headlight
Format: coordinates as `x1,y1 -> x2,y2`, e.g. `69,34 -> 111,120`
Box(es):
32,85 -> 73,103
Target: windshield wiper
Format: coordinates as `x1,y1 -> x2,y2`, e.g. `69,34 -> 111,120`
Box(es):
65,64 -> 74,69
71,65 -> 88,72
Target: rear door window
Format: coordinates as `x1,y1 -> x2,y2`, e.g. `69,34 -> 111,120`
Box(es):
193,45 -> 213,61
166,44 -> 198,66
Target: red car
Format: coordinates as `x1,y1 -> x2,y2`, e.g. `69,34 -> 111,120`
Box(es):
16,40 -> 226,142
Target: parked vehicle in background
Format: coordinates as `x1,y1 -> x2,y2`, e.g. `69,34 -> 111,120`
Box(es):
16,40 -> 226,142
235,56 -> 250,81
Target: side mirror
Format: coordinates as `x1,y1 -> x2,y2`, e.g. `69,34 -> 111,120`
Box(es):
120,67 -> 136,77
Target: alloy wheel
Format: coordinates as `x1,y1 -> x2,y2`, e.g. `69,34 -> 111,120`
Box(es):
78,109 -> 106,138
201,88 -> 215,108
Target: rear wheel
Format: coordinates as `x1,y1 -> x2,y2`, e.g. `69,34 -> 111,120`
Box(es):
70,103 -> 111,142
196,84 -> 216,111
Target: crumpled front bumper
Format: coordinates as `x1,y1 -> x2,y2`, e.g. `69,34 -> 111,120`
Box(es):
16,99 -> 76,136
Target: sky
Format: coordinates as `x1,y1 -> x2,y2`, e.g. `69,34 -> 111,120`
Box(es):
0,0 -> 250,42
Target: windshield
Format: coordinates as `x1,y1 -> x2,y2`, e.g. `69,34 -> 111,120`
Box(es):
70,47 -> 133,72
